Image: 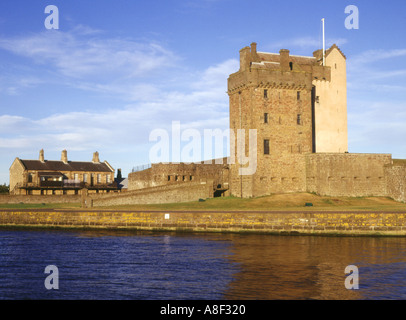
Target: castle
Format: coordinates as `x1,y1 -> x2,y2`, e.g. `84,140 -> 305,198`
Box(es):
9,43 -> 406,205
228,42 -> 348,198
125,43 -> 406,205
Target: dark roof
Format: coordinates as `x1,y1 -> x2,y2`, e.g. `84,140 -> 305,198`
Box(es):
20,160 -> 113,173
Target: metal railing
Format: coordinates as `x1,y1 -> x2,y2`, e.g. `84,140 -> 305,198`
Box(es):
132,163 -> 152,173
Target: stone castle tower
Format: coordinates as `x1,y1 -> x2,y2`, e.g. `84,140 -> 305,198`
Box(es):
227,42 -> 348,198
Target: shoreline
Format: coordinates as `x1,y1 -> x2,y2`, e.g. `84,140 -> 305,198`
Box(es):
0,224 -> 404,238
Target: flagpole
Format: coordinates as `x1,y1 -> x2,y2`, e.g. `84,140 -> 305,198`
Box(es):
322,18 -> 326,66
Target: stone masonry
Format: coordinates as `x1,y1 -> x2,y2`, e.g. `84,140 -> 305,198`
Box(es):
226,42 -> 406,202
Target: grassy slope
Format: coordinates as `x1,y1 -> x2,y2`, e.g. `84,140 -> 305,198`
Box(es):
1,193 -> 406,212
103,193 -> 406,212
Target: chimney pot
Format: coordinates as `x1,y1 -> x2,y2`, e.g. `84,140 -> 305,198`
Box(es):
39,149 -> 45,163
61,150 -> 68,164
92,151 -> 100,163
279,49 -> 290,71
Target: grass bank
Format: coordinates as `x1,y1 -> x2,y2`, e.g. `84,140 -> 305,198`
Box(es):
2,193 -> 405,212
103,193 -> 406,212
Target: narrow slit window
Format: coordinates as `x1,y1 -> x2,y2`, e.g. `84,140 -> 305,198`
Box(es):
264,89 -> 268,99
297,91 -> 301,100
264,113 -> 268,124
297,114 -> 302,125
264,139 -> 270,155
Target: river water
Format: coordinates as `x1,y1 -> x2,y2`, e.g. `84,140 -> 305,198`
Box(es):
1,228 -> 406,300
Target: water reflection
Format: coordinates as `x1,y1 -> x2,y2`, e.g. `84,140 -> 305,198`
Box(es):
223,235 -> 406,300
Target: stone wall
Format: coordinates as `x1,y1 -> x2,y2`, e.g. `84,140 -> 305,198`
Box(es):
9,158 -> 25,195
306,153 -> 392,197
2,209 -> 406,236
385,163 -> 406,203
0,194 -> 81,204
128,161 -> 228,191
91,180 -> 215,207
228,83 -> 313,198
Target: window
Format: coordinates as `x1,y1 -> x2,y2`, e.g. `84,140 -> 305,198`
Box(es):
297,91 -> 301,100
289,62 -> 293,70
74,173 -> 79,181
97,174 -> 101,184
28,173 -> 33,183
107,175 -> 111,184
297,114 -> 302,125
83,174 -> 88,183
264,113 -> 268,124
264,139 -> 270,155
264,89 -> 268,99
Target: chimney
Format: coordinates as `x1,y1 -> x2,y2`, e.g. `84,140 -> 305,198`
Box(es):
92,151 -> 100,163
117,168 -> 122,180
279,49 -> 290,71
239,42 -> 260,72
239,46 -> 251,71
39,149 -> 45,163
61,150 -> 68,164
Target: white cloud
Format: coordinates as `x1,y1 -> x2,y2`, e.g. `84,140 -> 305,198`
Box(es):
0,57 -> 236,159
347,48 -> 406,158
0,75 -> 44,96
347,48 -> 406,94
348,101 -> 406,155
349,49 -> 406,66
0,28 -> 178,82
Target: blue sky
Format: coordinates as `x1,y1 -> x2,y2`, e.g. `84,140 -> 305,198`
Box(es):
0,0 -> 405,184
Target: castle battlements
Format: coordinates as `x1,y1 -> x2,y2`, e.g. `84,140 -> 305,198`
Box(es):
228,42 -> 334,95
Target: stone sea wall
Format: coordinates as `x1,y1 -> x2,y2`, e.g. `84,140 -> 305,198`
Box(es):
1,209 -> 406,236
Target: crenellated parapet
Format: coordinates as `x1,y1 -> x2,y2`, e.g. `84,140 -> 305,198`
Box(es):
228,42 -> 332,95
